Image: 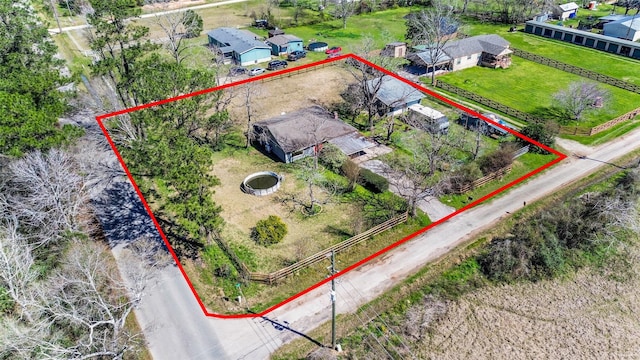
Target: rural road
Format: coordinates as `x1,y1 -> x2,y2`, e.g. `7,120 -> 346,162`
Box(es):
122,126 -> 640,360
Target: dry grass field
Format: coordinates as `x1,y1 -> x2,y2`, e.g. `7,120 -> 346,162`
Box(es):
414,248 -> 640,359
226,63 -> 353,123
211,155 -> 360,272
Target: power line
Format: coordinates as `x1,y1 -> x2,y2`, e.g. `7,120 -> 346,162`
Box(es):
336,281 -> 395,359
342,279 -> 418,359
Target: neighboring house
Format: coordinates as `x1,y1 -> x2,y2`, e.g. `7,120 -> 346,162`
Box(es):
553,2 -> 579,21
366,76 -> 426,116
381,42 -> 407,58
207,27 -> 272,66
408,34 -> 512,73
265,34 -> 304,56
596,14 -> 627,29
253,106 -> 374,163
603,16 -> 640,41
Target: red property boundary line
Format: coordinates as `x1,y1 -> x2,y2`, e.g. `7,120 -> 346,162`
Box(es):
96,54 -> 567,319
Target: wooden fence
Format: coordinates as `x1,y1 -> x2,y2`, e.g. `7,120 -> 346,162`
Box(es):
437,80 -> 640,137
435,80 -> 544,125
559,106 -> 640,136
453,164 -> 513,194
247,211 -> 409,284
512,48 -> 640,94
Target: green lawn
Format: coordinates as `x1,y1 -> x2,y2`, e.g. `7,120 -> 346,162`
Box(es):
438,57 -> 640,128
271,7 -> 417,54
464,8 -> 640,86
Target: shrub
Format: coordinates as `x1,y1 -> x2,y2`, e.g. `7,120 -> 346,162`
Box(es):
319,143 -> 347,173
357,168 -> 389,193
517,123 -> 557,153
477,145 -> 515,175
252,215 -> 288,246
447,162 -> 483,193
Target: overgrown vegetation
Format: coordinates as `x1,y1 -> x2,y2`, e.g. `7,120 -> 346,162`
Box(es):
307,166 -> 640,359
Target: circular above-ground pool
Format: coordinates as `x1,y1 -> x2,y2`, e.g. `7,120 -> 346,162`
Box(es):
242,171 -> 283,196
307,42 -> 328,52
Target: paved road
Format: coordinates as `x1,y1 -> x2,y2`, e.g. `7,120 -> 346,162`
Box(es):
121,127 -> 640,360
48,0 -> 249,34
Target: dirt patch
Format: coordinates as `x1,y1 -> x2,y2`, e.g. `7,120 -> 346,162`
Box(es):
227,63 -> 353,125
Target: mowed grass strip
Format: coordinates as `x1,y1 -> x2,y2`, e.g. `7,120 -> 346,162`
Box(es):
438,57 -> 640,128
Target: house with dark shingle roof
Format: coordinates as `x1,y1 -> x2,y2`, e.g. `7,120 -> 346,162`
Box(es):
252,106 -> 374,163
265,34 -> 304,56
366,76 -> 426,116
207,27 -> 272,66
409,34 -> 512,73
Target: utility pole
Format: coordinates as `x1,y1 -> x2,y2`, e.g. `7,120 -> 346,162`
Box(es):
49,0 -> 62,34
329,250 -> 337,350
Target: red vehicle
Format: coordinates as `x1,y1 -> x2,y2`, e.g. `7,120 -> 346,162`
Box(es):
325,46 -> 342,54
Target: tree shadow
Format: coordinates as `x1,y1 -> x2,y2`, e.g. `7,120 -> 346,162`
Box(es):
530,106 -> 570,125
92,181 -> 164,250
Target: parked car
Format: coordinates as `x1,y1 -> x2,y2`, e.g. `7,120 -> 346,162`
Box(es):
287,50 -> 307,61
248,68 -> 266,76
267,60 -> 288,70
228,66 -> 247,77
327,52 -> 342,59
325,46 -> 342,54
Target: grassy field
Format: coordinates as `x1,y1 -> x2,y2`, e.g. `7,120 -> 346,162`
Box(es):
438,57 -> 640,128
464,7 -> 640,86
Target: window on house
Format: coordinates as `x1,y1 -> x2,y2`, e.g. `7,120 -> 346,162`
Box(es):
456,58 -> 461,64
467,55 -> 472,60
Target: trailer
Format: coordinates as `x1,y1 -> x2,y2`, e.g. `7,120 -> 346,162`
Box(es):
407,104 -> 450,134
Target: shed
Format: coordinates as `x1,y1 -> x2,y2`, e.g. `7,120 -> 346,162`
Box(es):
603,16 -> 640,41
268,29 -> 285,38
381,42 -> 407,58
265,34 -> 304,56
207,27 -> 272,66
366,76 -> 426,116
553,2 -> 579,21
253,106 -> 370,163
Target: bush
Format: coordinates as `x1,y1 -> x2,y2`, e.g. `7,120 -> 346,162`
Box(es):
517,123 -> 557,153
447,162 -> 483,193
362,191 -> 407,225
319,143 -> 347,173
252,215 -> 288,246
477,145 -> 515,175
357,168 -> 389,193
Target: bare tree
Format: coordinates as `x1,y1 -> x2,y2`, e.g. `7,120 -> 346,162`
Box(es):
8,150 -> 90,247
553,81 -> 609,122
0,218 -> 37,322
333,0 -> 356,29
156,10 -> 195,64
405,3 -> 458,85
240,82 -> 263,148
36,240 -> 152,359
